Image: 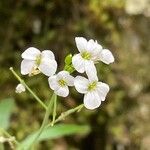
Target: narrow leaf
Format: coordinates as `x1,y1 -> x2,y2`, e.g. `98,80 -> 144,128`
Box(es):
18,124 -> 90,150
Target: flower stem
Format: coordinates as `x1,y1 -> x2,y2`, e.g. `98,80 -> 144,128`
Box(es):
49,104 -> 84,126
51,94 -> 57,126
30,93 -> 56,149
29,103 -> 83,148
9,67 -> 47,110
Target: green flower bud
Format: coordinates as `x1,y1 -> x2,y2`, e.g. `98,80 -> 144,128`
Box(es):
65,54 -> 72,65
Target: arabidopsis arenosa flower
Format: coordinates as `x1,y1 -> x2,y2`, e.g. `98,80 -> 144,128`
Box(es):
72,37 -> 114,74
74,75 -> 109,110
48,71 -> 74,97
21,47 -> 57,76
15,84 -> 26,93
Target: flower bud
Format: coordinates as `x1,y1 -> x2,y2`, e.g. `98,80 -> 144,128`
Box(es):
15,84 -> 26,93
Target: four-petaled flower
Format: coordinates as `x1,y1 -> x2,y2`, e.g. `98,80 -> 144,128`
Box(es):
48,71 -> 74,97
21,47 -> 57,76
19,37 -> 114,110
74,75 -> 109,110
72,37 -> 114,74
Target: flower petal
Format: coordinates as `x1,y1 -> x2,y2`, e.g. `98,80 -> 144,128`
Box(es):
21,47 -> 41,60
75,37 -> 87,52
74,76 -> 89,94
84,91 -> 101,110
65,74 -> 74,86
48,75 -> 59,91
39,59 -> 57,76
99,49 -> 114,64
72,54 -> 85,73
86,39 -> 96,52
57,71 -> 70,80
55,86 -> 69,97
41,50 -> 55,60
21,60 -> 35,75
85,60 -> 98,82
96,82 -> 110,101
91,42 -> 103,61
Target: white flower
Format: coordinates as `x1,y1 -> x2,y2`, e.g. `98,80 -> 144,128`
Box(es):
15,84 -> 26,93
74,74 -> 109,110
72,37 -> 114,73
21,47 -> 57,76
48,71 -> 74,97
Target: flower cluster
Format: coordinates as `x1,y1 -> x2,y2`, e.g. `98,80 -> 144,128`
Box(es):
20,37 -> 114,110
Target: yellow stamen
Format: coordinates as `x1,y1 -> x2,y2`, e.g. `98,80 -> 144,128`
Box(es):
81,51 -> 91,60
58,79 -> 66,87
88,81 -> 97,91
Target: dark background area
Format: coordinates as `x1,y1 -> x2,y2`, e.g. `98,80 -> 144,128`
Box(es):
0,0 -> 150,149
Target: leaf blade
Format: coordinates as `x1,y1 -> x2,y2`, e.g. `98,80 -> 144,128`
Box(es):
18,124 -> 90,150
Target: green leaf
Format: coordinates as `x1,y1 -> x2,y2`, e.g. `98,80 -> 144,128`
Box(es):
18,124 -> 90,150
0,98 -> 15,129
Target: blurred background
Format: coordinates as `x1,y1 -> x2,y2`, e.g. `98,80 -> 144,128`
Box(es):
0,0 -> 150,149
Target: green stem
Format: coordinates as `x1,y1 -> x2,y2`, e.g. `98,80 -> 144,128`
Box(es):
30,93 -> 56,149
51,94 -> 57,126
0,128 -> 19,146
9,67 -> 47,110
49,104 -> 84,126
26,103 -> 84,149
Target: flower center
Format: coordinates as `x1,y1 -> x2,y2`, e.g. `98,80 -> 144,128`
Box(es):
29,66 -> 41,76
88,81 -> 97,91
81,51 -> 91,60
35,54 -> 42,66
58,79 -> 66,87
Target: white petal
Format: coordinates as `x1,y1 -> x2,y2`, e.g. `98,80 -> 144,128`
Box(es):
86,39 -> 96,52
57,71 -> 70,80
55,86 -> 69,97
85,60 -> 98,82
91,43 -> 103,61
41,50 -> 55,60
99,49 -> 114,64
65,74 -> 74,86
72,54 -> 85,73
95,42 -> 103,51
48,75 -> 59,91
21,60 -> 35,75
21,47 -> 41,60
96,82 -> 110,101
74,76 -> 89,94
39,59 -> 57,76
75,37 -> 87,52
84,91 -> 101,110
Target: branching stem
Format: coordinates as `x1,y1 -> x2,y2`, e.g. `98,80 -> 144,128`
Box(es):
49,104 -> 84,126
